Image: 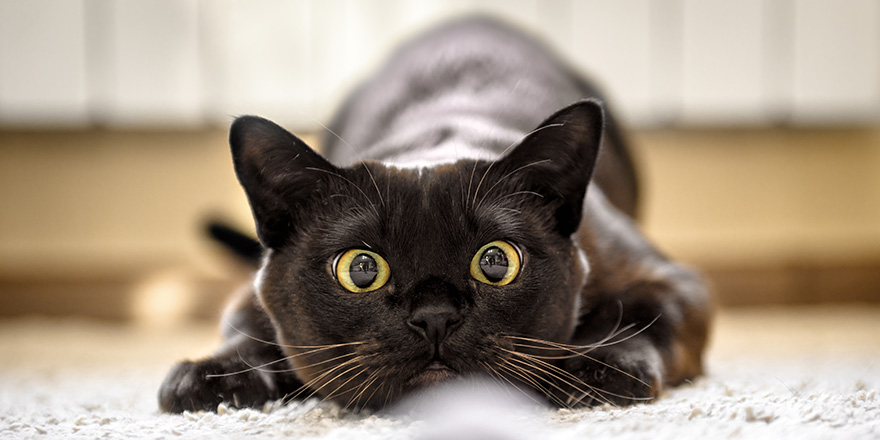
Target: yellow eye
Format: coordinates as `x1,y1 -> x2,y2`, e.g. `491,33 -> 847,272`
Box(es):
334,249 -> 390,293
470,240 -> 521,286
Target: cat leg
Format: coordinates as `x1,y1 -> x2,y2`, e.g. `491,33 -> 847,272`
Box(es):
556,189 -> 712,407
556,270 -> 709,407
158,286 -> 304,413
555,334 -> 664,407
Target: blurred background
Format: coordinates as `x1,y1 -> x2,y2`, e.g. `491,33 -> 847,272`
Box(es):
1,0 -> 879,324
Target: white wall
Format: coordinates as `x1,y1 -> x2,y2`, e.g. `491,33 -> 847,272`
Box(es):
1,0 -> 878,129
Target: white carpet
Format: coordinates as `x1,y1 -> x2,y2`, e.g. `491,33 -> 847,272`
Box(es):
1,306 -> 878,439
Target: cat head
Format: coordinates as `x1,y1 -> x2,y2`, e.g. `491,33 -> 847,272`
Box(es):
230,100 -> 604,408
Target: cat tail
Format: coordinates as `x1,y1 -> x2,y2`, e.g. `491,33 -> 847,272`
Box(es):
206,220 -> 263,267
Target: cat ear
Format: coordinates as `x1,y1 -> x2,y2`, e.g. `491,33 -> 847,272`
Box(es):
497,99 -> 604,236
229,115 -> 338,249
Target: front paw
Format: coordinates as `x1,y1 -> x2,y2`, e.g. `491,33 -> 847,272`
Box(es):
158,358 -> 281,413
556,345 -> 662,408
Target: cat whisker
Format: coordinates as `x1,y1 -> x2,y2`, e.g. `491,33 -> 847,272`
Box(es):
486,341 -> 564,406
502,324 -> 639,358
309,355 -> 370,386
497,190 -> 544,201
359,161 -> 386,209
366,385 -> 388,410
505,352 -> 612,407
602,314 -> 663,348
574,315 -> 663,353
480,360 -> 545,407
500,301 -> 650,356
346,366 -> 385,410
320,364 -> 370,403
498,358 -> 579,407
488,345 -> 573,407
605,300 -> 633,344
304,166 -> 380,217
606,299 -> 627,347
478,361 -> 511,392
497,207 -> 522,215
495,361 -> 565,407
471,122 -> 564,207
382,378 -> 395,410
507,349 -> 652,405
481,78 -> 521,148
329,193 -> 357,200
260,351 -> 362,376
310,118 -> 386,210
505,313 -> 661,358
287,340 -> 367,350
475,159 -> 552,209
505,349 -> 588,361
501,328 -> 634,352
205,343 -> 365,379
310,117 -> 352,152
465,78 -> 521,209
276,343 -> 365,360
284,355 -> 373,404
465,160 -> 479,209
223,319 -> 367,350
205,354 -> 292,379
503,337 -> 651,389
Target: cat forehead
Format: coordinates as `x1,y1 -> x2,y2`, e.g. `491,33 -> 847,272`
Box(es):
345,157 -> 479,188
357,161 -> 477,203
324,161 -> 531,239
340,158 -> 539,213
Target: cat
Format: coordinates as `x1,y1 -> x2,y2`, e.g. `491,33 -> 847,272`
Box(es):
159,17 -> 711,413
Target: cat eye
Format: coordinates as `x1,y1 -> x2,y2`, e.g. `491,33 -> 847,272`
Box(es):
334,249 -> 390,293
470,240 -> 521,286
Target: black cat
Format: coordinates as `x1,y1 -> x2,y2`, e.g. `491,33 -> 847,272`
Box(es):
160,17 -> 711,413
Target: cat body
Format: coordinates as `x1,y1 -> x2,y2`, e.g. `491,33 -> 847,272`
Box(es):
160,18 -> 711,413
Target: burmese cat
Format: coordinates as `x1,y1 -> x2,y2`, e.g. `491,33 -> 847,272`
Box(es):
159,18 -> 711,413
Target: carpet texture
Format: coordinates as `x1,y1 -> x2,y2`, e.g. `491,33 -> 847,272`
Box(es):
1,306 -> 878,439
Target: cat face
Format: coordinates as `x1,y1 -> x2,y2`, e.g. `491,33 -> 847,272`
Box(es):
230,100 -> 604,408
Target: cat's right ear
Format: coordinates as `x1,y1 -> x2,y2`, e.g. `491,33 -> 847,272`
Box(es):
229,116 -> 337,250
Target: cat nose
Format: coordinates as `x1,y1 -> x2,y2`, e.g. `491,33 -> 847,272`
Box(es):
408,303 -> 462,346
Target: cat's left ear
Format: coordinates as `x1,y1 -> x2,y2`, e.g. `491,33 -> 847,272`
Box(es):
229,115 -> 339,250
497,99 -> 604,237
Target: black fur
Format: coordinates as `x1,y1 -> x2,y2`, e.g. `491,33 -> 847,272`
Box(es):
159,17 -> 711,413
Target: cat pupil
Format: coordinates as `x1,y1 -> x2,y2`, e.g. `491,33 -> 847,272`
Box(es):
480,247 -> 509,282
349,254 -> 379,288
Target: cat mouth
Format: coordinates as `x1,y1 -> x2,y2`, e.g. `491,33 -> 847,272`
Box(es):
405,360 -> 457,389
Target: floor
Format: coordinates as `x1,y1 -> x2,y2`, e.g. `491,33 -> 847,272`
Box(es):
1,304 -> 878,439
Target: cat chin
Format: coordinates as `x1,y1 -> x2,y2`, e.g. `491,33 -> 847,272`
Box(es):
405,361 -> 458,390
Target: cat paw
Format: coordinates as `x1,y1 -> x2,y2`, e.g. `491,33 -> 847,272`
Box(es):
158,358 -> 281,413
556,345 -> 662,408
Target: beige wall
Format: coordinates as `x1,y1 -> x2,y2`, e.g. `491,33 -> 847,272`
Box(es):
633,128 -> 880,267
0,130 -> 250,279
